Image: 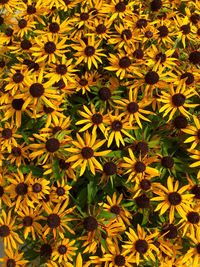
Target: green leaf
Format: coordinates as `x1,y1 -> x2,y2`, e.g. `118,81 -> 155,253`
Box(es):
52,158 -> 62,180
87,180 -> 98,204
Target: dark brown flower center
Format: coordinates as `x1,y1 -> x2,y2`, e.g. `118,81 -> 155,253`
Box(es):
80,12 -> 89,21
181,24 -> 190,34
136,19 -> 147,28
145,71 -> 159,84
0,225 -> 10,237
21,39 -> 32,50
11,147 -> 21,156
187,212 -> 200,224
84,46 -> 95,56
135,194 -> 150,208
133,48 -> 144,59
2,128 -> 12,139
91,113 -> 103,124
158,25 -> 168,37
52,126 -> 62,135
58,245 -> 67,254
161,156 -> 174,168
59,159 -> 70,170
6,259 -> 16,267
0,186 -> 4,197
83,216 -> 98,231
29,83 -> 44,97
47,213 -> 60,228
49,22 -> 60,33
145,31 -> 153,38
44,41 -> 56,54
23,216 -> 33,227
115,2 -> 126,12
140,179 -> 151,190
13,72 -> 24,83
155,52 -> 166,63
56,64 -> 67,75
103,161 -> 117,175
5,28 -> 13,36
12,98 -> 24,110
173,115 -> 188,129
189,51 -> 200,65
119,56 -> 131,68
18,19 -> 27,29
150,0 -> 162,11
190,13 -> 200,24
32,183 -> 42,193
196,244 -> 200,254
162,224 -> 178,239
98,87 -> 111,100
135,141 -> 149,155
40,244 -> 52,258
96,24 -> 106,34
110,205 -> 121,215
168,192 -> 182,205
134,161 -> 146,172
127,102 -> 139,113
15,182 -> 28,195
44,105 -> 54,114
45,138 -> 60,153
135,239 -> 148,254
121,29 -> 132,40
111,120 -> 123,131
56,187 -> 65,196
27,4 -> 36,14
79,78 -> 88,86
81,147 -> 94,159
114,255 -> 125,266
180,72 -> 194,85
172,93 -> 185,107
191,185 -> 200,199
197,130 -> 200,140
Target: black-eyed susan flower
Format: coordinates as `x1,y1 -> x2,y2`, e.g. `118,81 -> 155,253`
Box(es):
50,180 -> 71,203
5,170 -> 33,210
13,17 -> 36,38
122,148 -> 159,183
43,199 -> 76,239
102,0 -> 133,21
29,177 -> 50,203
123,224 -> 158,265
51,238 -> 77,266
99,192 -> 132,226
152,176 -> 194,223
0,170 -> 11,207
29,129 -> 72,164
100,238 -> 136,267
30,34 -> 68,63
65,131 -> 111,176
17,206 -> 43,240
114,89 -> 153,128
0,248 -> 28,267
76,104 -> 109,137
105,52 -> 133,80
182,115 -> 200,149
158,83 -> 199,121
0,121 -> 21,153
188,149 -> 200,179
106,112 -> 135,148
73,35 -> 106,70
45,56 -> 77,86
0,210 -> 23,250
7,142 -> 29,167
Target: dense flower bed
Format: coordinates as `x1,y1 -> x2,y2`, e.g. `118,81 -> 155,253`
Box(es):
0,0 -> 200,266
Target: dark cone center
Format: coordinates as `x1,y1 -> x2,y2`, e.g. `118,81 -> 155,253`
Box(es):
27,5 -> 36,14
0,225 -> 10,237
136,19 -> 147,28
119,56 -> 131,68
135,141 -> 149,155
45,138 -> 60,153
32,183 -> 42,193
191,185 -> 200,199
135,194 -> 150,208
11,147 -> 21,156
44,41 -> 56,54
150,0 -> 162,11
181,24 -> 191,34
96,24 -> 106,34
83,216 -> 98,231
13,72 -> 24,83
162,224 -> 178,239
187,212 -> 200,224
47,214 -> 60,228
23,216 -> 33,227
56,64 -> 67,75
155,52 -> 166,63
49,22 -> 60,33
91,113 -> 103,124
127,102 -> 139,113
189,51 -> 200,65
29,83 -> 44,97
103,161 -> 117,175
110,205 -> 121,215
12,98 -> 24,110
111,120 -> 122,131
173,115 -> 188,129
180,72 -> 194,85
56,187 -> 65,196
145,71 -> 159,85
2,128 -> 12,139
81,147 -> 94,159
58,245 -> 67,254
15,183 -> 28,195
84,46 -> 95,56
115,2 -> 126,12
79,78 -> 88,86
135,239 -> 148,254
121,29 -> 132,40
168,192 -> 182,205
158,25 -> 168,37
134,161 -> 146,172
161,156 -> 174,168
98,87 -> 111,100
172,93 -> 185,107
114,255 -> 125,266
6,259 -> 16,267
18,19 -> 27,29
140,179 -> 151,190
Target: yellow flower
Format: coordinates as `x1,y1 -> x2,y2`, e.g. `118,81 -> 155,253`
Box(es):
73,35 -> 106,70
0,248 -> 28,267
0,210 -> 23,251
188,149 -> 200,179
65,131 -> 111,176
152,176 -> 194,223
123,225 -> 158,265
158,83 -> 199,121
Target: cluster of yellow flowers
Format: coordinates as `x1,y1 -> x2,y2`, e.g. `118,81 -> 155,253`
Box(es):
0,0 -> 200,266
